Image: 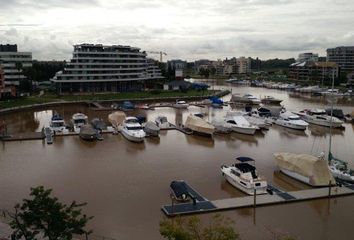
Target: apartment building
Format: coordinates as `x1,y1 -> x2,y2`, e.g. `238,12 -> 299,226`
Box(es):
327,46 -> 354,72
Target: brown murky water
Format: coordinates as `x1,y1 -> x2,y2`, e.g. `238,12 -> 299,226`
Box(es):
1,83 -> 354,240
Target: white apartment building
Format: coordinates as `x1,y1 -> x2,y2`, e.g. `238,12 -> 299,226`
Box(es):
51,44 -> 163,93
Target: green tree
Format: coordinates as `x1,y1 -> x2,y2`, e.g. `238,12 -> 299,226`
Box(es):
159,214 -> 239,240
9,186 -> 92,240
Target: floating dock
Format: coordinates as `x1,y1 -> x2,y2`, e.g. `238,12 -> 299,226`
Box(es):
0,132 -> 44,141
162,183 -> 354,216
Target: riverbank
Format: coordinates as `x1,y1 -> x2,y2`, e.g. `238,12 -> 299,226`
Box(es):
0,90 -> 230,115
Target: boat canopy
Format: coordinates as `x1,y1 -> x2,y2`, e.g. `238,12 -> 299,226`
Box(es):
108,111 -> 126,128
52,114 -> 64,121
185,115 -> 215,134
170,181 -> 189,198
236,156 -> 255,162
144,121 -> 159,131
274,152 -> 335,186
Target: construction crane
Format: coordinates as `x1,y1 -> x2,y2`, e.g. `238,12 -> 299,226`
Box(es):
146,51 -> 167,62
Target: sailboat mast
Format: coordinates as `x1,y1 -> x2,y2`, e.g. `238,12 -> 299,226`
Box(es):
328,68 -> 335,161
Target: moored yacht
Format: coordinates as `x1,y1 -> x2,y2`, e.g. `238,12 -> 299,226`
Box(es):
231,94 -> 261,105
275,111 -> 308,130
50,114 -> 67,133
221,157 -> 268,195
225,111 -> 257,135
302,109 -> 343,128
71,113 -> 88,133
173,100 -> 189,109
120,117 -> 146,142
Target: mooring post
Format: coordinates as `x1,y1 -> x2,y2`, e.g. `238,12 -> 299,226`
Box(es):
328,180 -> 332,198
85,233 -> 88,240
171,196 -> 174,215
253,189 -> 256,208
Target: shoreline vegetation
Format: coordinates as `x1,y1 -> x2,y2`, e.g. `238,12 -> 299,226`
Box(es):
0,89 -> 227,111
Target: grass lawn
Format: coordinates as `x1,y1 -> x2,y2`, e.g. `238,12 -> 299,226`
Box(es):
0,90 -> 214,110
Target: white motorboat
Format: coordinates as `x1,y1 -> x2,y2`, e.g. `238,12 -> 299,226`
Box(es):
211,120 -> 233,134
50,114 -> 67,133
144,121 -> 160,137
155,116 -> 173,129
173,100 -> 189,109
71,113 -> 88,133
221,156 -> 268,195
302,109 -> 343,128
225,111 -> 257,135
260,96 -> 283,105
274,152 -> 335,187
243,113 -> 271,130
275,111 -> 308,130
120,117 -> 146,142
231,94 -> 261,105
329,157 -> 354,183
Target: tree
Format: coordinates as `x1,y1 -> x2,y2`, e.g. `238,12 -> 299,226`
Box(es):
9,186 -> 92,240
159,214 -> 239,240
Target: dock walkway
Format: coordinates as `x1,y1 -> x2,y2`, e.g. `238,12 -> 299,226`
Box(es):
162,183 -> 354,216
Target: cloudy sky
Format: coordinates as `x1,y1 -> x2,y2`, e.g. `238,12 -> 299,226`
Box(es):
1,0 -> 353,61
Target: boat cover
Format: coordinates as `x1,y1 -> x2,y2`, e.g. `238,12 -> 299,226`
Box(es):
274,153 -> 335,186
185,115 -> 215,135
170,181 -> 189,198
80,125 -> 97,135
236,157 -> 255,162
108,111 -> 126,128
144,121 -> 160,131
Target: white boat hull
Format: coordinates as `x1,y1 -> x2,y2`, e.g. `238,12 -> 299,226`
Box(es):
222,168 -> 267,195
330,167 -> 354,183
303,117 -> 343,128
231,126 -> 257,135
280,168 -> 311,185
275,119 -> 307,130
121,129 -> 145,142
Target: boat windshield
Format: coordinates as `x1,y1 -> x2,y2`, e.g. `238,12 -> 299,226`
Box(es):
51,121 -> 64,127
127,126 -> 143,130
74,119 -> 86,124
289,116 -> 300,120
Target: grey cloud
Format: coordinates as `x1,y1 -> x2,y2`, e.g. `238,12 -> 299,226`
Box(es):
0,0 -> 99,9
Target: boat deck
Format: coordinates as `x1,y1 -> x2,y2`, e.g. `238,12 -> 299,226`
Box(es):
162,183 -> 354,217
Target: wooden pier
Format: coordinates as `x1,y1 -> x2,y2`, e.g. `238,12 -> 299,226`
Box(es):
162,183 -> 354,217
0,132 -> 44,141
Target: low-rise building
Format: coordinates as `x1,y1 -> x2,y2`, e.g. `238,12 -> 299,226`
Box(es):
289,61 -> 339,83
0,44 -> 32,95
347,72 -> 354,88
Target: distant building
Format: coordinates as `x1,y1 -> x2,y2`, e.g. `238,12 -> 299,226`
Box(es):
236,57 -> 251,74
167,59 -> 187,80
0,44 -> 32,94
289,61 -> 339,83
327,46 -> 354,72
297,53 -> 319,62
347,72 -> 354,88
194,59 -> 210,71
51,43 -> 163,94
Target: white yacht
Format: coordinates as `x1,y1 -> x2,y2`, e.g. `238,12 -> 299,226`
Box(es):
120,117 -> 146,142
221,157 -> 268,195
275,111 -> 308,130
173,100 -> 189,109
231,94 -> 261,105
243,113 -> 271,130
71,113 -> 88,133
225,111 -> 257,135
50,114 -> 67,133
302,109 -> 343,128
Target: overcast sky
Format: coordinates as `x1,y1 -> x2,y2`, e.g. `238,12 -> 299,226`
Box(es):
1,0 -> 353,61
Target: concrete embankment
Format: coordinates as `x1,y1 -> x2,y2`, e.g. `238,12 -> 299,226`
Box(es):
0,90 -> 230,116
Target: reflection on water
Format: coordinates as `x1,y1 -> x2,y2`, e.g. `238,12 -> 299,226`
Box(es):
1,83 -> 354,240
